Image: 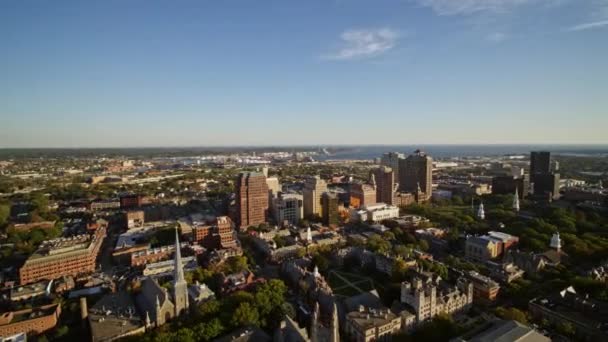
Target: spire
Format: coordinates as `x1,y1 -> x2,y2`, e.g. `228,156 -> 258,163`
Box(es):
306,227 -> 312,243
477,202 -> 485,220
173,227 -> 185,284
145,310 -> 151,328
513,188 -> 520,212
310,302 -> 320,342
550,232 -> 562,251
330,302 -> 340,342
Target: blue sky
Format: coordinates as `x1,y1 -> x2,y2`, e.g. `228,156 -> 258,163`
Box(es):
1,0 -> 607,147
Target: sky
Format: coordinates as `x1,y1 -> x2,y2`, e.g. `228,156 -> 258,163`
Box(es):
1,0 -> 607,147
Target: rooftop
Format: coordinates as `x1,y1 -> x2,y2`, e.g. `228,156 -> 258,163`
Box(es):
347,307 -> 398,330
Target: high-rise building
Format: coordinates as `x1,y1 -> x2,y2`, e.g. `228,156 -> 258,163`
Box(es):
235,172 -> 269,229
381,152 -> 404,186
350,182 -> 376,208
530,151 -> 551,175
532,173 -> 561,200
372,166 -> 395,205
492,175 -> 529,198
303,176 -> 327,219
272,193 -> 303,227
266,176 -> 281,196
322,192 -> 339,226
529,151 -> 560,200
399,150 -> 433,197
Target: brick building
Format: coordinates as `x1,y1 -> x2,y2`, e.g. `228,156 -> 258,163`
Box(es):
372,166 -> 396,205
19,226 -> 106,285
0,304 -> 61,338
235,172 -> 269,229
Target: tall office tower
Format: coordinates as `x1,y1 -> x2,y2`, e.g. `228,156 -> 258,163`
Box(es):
399,150 -> 433,196
266,176 -> 281,196
235,172 -> 269,229
350,182 -> 377,208
272,193 -> 303,227
372,166 -> 395,205
530,151 -> 551,175
322,192 -> 340,226
381,152 -> 404,186
303,175 -> 327,218
530,151 -> 560,200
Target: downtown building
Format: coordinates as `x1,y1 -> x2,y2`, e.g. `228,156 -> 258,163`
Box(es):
272,193 -> 304,227
303,176 -> 328,219
530,151 -> 560,201
381,152 -> 404,181
19,226 -> 106,285
235,172 -> 269,229
372,166 -> 396,205
399,150 -> 433,201
350,181 -> 377,209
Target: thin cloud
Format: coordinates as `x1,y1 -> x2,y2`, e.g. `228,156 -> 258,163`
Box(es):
414,0 -> 537,16
566,19 -> 608,31
322,28 -> 399,61
486,32 -> 509,42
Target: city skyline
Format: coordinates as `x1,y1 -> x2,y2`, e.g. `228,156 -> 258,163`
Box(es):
1,0 -> 607,147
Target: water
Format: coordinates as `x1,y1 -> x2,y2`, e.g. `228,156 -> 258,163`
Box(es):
316,145 -> 608,161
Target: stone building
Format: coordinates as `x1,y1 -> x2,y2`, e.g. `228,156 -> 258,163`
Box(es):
400,272 -> 473,324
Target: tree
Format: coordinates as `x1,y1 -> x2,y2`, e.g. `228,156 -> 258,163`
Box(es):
195,318 -> 224,341
556,321 -> 576,337
418,239 -> 430,252
495,307 -> 528,324
312,254 -> 329,272
255,279 -> 287,316
174,328 -> 196,342
0,203 -> 9,226
225,256 -> 249,274
231,302 -> 260,328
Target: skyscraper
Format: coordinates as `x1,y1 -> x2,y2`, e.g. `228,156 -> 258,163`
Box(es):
303,176 -> 327,219
529,151 -> 560,200
399,150 -> 433,197
350,182 -> 376,208
372,166 -> 395,205
530,151 -> 551,175
236,172 -> 269,229
381,152 -> 404,187
322,192 -> 339,226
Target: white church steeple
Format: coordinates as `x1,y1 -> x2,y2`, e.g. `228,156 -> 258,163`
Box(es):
477,202 -> 485,220
513,188 -> 520,212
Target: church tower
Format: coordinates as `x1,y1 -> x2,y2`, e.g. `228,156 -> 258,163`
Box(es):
513,188 -> 520,212
477,202 -> 485,220
310,302 -> 320,342
329,302 -> 340,342
173,228 -> 189,317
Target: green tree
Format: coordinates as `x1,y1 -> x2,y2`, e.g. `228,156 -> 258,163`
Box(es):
224,256 -> 249,274
231,302 -> 260,328
556,321 -> 576,337
495,307 -> 528,324
312,254 -> 329,272
195,318 -> 224,341
0,203 -> 9,226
